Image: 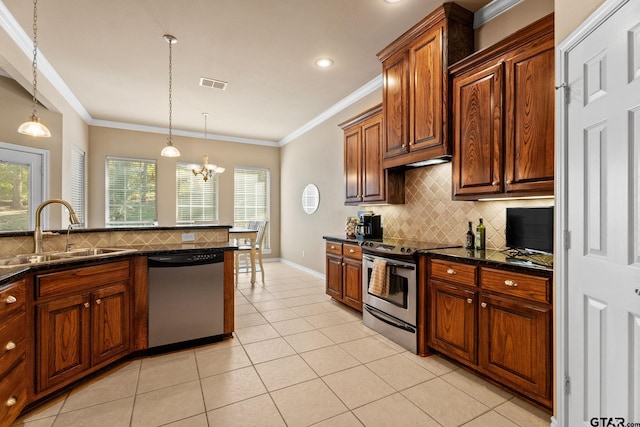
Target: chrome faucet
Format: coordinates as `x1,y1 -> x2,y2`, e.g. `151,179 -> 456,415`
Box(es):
34,199 -> 80,253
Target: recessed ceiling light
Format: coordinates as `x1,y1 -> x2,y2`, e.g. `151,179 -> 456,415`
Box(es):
315,58 -> 334,68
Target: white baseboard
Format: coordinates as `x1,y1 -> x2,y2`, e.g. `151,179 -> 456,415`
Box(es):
278,258 -> 325,279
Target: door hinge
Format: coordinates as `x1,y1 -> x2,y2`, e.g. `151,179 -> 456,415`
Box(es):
564,230 -> 571,250
564,374 -> 571,395
556,82 -> 570,104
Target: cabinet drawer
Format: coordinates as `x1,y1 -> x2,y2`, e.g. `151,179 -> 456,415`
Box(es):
343,244 -> 362,260
0,359 -> 27,424
36,260 -> 130,300
0,279 -> 26,319
480,268 -> 550,304
326,242 -> 343,256
0,312 -> 26,376
430,259 -> 476,287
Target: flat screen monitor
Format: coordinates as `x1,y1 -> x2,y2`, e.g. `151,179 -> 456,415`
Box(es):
505,206 -> 554,254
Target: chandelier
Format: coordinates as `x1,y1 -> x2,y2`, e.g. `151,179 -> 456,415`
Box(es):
17,0 -> 51,138
192,113 -> 225,182
160,34 -> 180,157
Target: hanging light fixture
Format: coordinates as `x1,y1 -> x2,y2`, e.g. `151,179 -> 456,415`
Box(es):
160,34 -> 180,157
17,0 -> 51,138
192,113 -> 225,182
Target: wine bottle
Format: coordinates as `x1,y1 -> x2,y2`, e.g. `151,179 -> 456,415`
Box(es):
475,218 -> 486,250
465,221 -> 475,250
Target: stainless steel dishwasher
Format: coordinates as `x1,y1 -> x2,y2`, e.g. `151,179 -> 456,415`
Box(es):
148,250 -> 225,349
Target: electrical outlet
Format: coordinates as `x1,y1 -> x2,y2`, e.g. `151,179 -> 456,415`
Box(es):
182,233 -> 195,242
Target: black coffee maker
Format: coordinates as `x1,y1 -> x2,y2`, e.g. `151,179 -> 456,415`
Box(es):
356,211 -> 382,240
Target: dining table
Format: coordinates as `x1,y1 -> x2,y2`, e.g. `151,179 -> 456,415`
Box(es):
229,227 -> 258,284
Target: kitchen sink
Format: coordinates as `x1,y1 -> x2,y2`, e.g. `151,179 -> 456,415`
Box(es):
0,247 -> 135,268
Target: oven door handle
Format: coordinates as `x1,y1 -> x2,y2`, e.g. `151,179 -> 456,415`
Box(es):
364,305 -> 416,333
363,256 -> 415,270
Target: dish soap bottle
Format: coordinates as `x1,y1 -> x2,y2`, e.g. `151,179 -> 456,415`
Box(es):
475,218 -> 486,250
465,221 -> 475,250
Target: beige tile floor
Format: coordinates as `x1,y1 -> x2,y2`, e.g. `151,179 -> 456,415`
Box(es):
13,262 -> 553,427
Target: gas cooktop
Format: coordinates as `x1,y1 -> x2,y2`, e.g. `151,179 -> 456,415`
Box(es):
360,238 -> 461,260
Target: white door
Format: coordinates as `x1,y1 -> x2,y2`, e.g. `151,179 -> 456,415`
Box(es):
562,0 -> 640,424
0,142 -> 47,231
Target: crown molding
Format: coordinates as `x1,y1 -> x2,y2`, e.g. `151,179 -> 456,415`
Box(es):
473,0 -> 524,29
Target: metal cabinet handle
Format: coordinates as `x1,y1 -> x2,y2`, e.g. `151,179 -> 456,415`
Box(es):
330,245 -> 336,249
95,299 -> 102,305
446,268 -> 456,275
84,302 -> 90,308
4,295 -> 17,304
401,144 -> 406,148
506,180 -> 512,185
492,181 -> 499,186
349,249 -> 355,253
466,298 -> 473,304
481,302 -> 487,308
5,396 -> 17,407
5,341 -> 16,351
504,279 -> 518,287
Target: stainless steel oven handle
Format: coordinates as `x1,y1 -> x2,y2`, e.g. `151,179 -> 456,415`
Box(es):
363,256 -> 415,270
365,305 -> 416,333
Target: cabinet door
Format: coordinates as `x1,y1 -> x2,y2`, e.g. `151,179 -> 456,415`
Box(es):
92,283 -> 130,366
452,62 -> 504,198
36,294 -> 90,393
504,42 -> 555,195
382,50 -> 409,160
478,293 -> 552,406
344,126 -> 362,204
409,23 -> 443,153
428,281 -> 477,363
326,254 -> 343,301
361,115 -> 385,203
342,258 -> 363,312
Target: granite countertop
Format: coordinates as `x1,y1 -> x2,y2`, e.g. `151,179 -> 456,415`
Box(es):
424,247 -> 553,273
0,224 -> 232,238
323,235 -> 553,273
0,243 -> 237,287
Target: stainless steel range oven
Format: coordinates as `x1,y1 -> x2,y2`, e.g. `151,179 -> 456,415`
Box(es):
363,254 -> 417,353
361,239 -> 460,354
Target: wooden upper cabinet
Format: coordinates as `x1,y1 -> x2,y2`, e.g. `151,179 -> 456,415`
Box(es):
452,63 -> 504,196
504,44 -> 555,194
340,104 -> 404,205
378,3 -> 474,169
451,13 -> 554,200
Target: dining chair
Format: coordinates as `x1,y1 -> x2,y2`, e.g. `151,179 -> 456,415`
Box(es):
234,220 -> 268,284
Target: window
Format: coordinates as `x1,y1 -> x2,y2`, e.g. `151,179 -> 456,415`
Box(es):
234,167 -> 270,250
106,157 -> 157,227
0,142 -> 47,231
70,146 -> 86,227
176,163 -> 219,223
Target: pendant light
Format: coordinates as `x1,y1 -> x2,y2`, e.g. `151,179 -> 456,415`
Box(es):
160,34 -> 180,157
192,113 -> 225,182
17,0 -> 51,138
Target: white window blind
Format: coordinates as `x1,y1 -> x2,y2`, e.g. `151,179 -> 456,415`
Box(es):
106,157 -> 157,227
70,146 -> 85,227
176,163 -> 219,223
234,167 -> 270,249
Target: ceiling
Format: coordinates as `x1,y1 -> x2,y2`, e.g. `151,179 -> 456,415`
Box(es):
2,0 -> 491,145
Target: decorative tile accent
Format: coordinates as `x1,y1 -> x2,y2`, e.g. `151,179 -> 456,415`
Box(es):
374,163 -> 554,249
0,228 -> 228,257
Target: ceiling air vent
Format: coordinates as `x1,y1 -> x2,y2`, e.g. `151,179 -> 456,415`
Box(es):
199,77 -> 228,90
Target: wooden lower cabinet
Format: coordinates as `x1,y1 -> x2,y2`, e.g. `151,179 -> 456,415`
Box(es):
429,281 -> 476,364
478,292 -> 551,406
427,256 -> 553,410
34,261 -> 132,396
324,241 -> 363,312
0,278 -> 28,427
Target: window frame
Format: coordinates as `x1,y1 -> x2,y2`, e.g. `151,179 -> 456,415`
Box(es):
234,166 -> 271,251
105,156 -> 157,228
70,145 -> 86,228
175,162 -> 220,224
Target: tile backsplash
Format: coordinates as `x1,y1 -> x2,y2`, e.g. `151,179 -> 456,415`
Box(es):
373,163 -> 554,249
